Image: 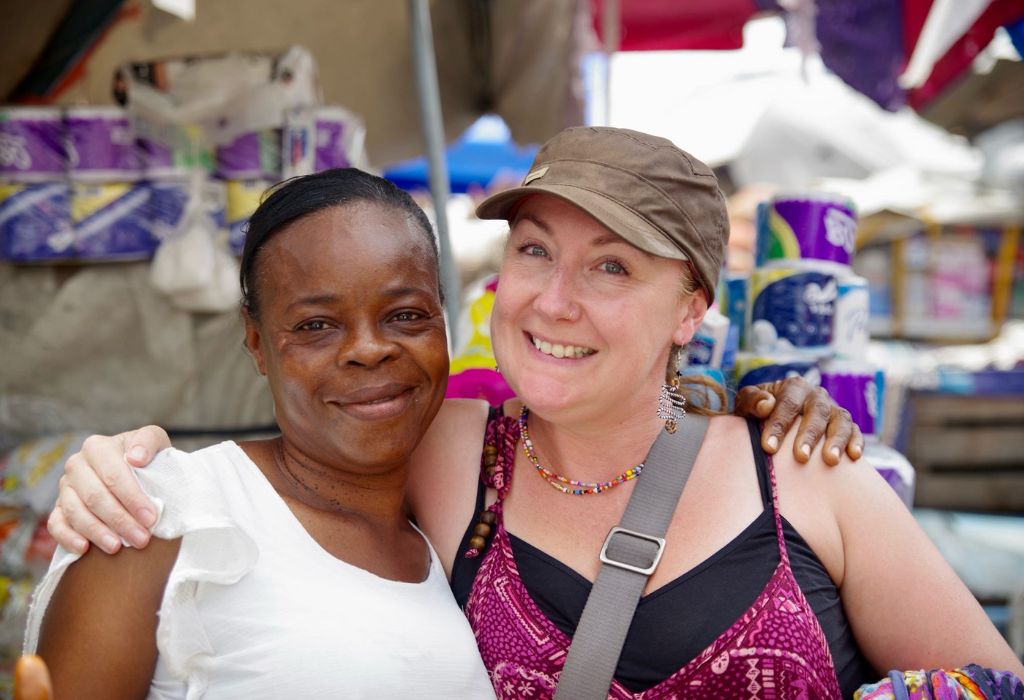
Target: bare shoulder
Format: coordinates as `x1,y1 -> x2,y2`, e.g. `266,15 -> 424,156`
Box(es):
696,414 -> 757,472
407,398 -> 493,576
763,424 -> 855,585
430,398 -> 492,435
412,399 -> 491,477
704,413 -> 750,440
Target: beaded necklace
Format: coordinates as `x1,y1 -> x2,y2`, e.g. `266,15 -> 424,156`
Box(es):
518,406 -> 643,495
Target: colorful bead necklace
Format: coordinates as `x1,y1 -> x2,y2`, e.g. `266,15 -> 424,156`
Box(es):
518,406 -> 643,495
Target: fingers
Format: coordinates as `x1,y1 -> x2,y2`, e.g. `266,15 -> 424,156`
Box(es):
792,387 -> 834,463
122,425 -> 171,467
63,443 -> 152,552
78,432 -> 159,529
734,384 -> 777,419
14,655 -> 52,700
846,422 -> 865,461
821,405 -> 856,465
758,378 -> 811,454
57,471 -> 138,554
47,493 -> 88,555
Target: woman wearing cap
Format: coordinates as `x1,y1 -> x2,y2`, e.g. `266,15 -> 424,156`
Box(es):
45,127 -> 1021,698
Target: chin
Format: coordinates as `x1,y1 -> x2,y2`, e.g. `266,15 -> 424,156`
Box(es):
512,376 -> 582,415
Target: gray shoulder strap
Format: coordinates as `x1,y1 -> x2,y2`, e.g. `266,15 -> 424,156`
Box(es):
553,413 -> 709,700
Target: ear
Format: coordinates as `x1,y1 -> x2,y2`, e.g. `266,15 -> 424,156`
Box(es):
671,291 -> 709,347
242,308 -> 268,376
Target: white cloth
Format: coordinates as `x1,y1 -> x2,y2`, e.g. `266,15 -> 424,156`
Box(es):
25,442 -> 495,699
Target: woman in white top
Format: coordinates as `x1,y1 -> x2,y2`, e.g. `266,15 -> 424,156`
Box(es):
26,169 -> 495,699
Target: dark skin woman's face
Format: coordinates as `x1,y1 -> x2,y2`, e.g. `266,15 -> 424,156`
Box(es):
243,202 -> 449,474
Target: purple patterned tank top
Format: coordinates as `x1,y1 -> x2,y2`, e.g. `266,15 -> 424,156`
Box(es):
463,413 -> 843,699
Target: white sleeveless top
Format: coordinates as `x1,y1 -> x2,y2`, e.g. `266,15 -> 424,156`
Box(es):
25,441 -> 496,699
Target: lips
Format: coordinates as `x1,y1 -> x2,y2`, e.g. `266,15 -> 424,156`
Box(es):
528,333 -> 596,359
331,383 -> 417,420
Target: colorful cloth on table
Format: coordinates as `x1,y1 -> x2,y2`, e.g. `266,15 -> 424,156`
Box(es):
855,665 -> 1024,699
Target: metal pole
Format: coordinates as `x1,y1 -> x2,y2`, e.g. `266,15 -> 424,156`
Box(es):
602,0 -> 619,126
408,0 -> 460,347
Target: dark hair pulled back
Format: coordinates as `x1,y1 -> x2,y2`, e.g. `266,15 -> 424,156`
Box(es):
239,168 -> 440,317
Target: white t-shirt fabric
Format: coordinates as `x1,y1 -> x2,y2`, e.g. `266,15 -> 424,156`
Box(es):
25,441 -> 496,699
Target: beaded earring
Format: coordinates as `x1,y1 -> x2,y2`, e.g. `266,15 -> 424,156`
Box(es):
657,376 -> 687,433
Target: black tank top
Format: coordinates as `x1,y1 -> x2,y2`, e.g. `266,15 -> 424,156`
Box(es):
451,417 -> 875,697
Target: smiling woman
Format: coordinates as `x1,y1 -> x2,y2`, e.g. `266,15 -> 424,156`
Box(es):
24,169 -> 495,699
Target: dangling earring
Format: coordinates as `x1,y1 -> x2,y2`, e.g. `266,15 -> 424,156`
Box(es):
657,376 -> 687,434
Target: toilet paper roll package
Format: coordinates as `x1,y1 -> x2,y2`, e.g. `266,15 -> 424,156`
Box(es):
72,181 -> 189,260
65,107 -> 141,181
225,178 -> 273,254
733,353 -> 821,389
748,266 -> 837,355
0,108 -> 67,182
0,182 -> 73,262
282,105 -> 367,178
818,359 -> 880,437
756,193 -> 857,269
215,130 -> 282,180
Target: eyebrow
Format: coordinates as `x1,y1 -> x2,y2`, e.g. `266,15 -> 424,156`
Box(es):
514,212 -> 551,234
284,287 -> 432,312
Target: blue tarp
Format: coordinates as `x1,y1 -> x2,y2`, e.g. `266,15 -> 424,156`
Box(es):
384,115 -> 539,194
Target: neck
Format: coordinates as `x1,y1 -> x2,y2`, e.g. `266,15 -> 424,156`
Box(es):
263,437 -> 410,529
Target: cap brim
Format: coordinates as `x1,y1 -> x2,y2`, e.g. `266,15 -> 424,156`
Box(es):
476,184 -> 688,262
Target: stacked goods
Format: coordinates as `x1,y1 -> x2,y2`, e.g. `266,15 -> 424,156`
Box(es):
220,106 -> 366,253
736,193 -> 914,505
2,49 -> 369,262
0,106 -> 192,262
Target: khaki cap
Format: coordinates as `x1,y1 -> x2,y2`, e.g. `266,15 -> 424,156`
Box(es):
476,126 -> 729,302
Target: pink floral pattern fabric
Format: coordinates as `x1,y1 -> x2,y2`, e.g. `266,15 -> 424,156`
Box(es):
464,413 -> 843,699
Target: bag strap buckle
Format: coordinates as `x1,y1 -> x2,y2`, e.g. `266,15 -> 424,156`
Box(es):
599,526 -> 666,576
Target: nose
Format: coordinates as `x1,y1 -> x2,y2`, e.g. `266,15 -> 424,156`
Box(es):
533,264 -> 581,322
338,321 -> 400,367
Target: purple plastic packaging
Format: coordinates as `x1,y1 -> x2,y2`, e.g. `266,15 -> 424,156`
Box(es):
0,182 -> 74,261
215,130 -> 281,180
0,108 -> 67,181
72,183 -> 153,259
756,193 -> 857,268
283,107 -> 359,177
314,116 -> 350,171
819,361 -> 879,436
65,107 -> 140,180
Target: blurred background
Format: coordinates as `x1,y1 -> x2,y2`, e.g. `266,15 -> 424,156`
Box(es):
1,0 -> 1022,685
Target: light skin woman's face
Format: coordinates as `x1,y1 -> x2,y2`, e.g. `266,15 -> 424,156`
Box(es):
490,194 -> 704,424
243,202 -> 449,472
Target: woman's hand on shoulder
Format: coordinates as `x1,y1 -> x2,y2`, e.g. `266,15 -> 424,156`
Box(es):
49,426 -> 171,556
735,377 -> 863,466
